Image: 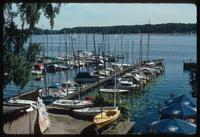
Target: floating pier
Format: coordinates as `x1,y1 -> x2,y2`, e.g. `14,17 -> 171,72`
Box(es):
63,64 -> 140,100
62,59 -> 164,100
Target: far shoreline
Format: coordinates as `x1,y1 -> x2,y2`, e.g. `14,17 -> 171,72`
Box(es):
31,32 -> 197,35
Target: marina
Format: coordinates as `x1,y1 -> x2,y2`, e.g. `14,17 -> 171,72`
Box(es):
3,33 -> 196,134
3,3 -> 197,135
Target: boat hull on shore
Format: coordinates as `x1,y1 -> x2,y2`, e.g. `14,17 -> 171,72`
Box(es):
93,109 -> 120,129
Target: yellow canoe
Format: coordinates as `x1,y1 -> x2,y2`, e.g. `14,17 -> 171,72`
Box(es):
93,109 -> 120,129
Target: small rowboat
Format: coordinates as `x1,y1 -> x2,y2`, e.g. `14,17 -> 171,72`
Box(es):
93,109 -> 120,129
100,88 -> 128,93
52,99 -> 93,109
7,99 -> 37,107
73,106 -> 118,117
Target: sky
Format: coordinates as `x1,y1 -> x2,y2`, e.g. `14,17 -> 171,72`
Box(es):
17,3 -> 197,30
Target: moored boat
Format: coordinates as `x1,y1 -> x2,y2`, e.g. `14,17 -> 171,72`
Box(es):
117,79 -> 140,90
74,69 -> 98,83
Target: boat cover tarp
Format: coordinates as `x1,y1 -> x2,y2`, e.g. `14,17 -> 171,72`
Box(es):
160,102 -> 196,118
150,118 -> 196,135
165,94 -> 196,107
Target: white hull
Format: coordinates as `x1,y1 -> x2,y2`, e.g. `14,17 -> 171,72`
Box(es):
52,99 -> 93,109
100,88 -> 128,93
117,85 -> 139,90
73,106 -> 118,117
8,99 -> 37,106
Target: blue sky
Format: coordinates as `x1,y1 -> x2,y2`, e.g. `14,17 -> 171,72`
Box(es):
22,3 -> 197,30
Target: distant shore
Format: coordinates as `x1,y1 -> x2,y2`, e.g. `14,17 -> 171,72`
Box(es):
32,32 -> 197,35
29,23 -> 196,35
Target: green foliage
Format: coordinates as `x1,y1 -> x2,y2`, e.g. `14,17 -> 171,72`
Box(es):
118,102 -> 132,120
26,43 -> 42,63
16,3 -> 61,30
3,3 -> 61,96
10,54 -> 32,97
93,94 -> 113,106
93,94 -> 132,120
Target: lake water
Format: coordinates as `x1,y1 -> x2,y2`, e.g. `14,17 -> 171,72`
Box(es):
4,33 -> 196,134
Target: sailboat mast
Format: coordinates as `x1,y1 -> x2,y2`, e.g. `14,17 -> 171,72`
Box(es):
93,34 -> 103,116
114,34 -> 118,108
46,32 -> 49,57
58,34 -> 61,57
132,40 -> 134,64
147,19 -> 151,62
107,35 -> 110,55
139,35 -> 143,65
65,30 -> 68,59
51,34 -> 53,57
86,33 -> 88,52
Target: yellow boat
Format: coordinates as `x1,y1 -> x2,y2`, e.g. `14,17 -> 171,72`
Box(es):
93,109 -> 120,129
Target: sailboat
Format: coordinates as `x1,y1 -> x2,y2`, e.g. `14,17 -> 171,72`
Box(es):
72,34 -> 116,118
93,34 -> 121,129
93,109 -> 120,129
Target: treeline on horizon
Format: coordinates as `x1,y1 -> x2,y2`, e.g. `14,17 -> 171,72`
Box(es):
32,23 -> 196,34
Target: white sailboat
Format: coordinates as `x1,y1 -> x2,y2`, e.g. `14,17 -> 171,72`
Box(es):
93,34 -> 121,129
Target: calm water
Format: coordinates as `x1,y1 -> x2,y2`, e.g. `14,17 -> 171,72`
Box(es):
4,33 -> 196,133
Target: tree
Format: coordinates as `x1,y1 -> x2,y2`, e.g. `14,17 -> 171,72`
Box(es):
3,3 -> 61,97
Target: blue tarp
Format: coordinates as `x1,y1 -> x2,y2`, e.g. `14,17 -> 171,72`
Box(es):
150,118 -> 196,135
165,94 -> 196,107
160,102 -> 196,118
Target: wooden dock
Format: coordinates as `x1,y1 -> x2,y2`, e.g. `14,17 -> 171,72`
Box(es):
62,64 -> 141,100
102,120 -> 135,134
56,58 -> 165,100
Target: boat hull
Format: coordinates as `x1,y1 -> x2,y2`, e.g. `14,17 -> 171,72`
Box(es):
93,109 -> 120,129
52,100 -> 93,109
73,107 -> 118,117
74,77 -> 98,83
